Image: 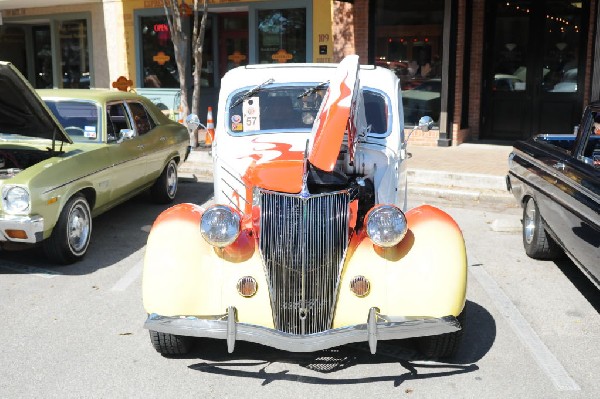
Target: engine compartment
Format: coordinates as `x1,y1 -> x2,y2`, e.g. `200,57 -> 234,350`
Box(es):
0,149 -> 51,179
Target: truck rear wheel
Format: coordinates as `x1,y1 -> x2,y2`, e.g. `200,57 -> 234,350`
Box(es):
522,197 -> 560,259
149,330 -> 192,356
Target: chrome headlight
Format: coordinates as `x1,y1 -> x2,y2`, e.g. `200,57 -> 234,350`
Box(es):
365,204 -> 408,247
2,186 -> 30,213
200,205 -> 241,247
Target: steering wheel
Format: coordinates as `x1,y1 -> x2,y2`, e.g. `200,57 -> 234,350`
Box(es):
64,126 -> 86,135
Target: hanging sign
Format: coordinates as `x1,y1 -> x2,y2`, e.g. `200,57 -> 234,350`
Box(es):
112,76 -> 133,92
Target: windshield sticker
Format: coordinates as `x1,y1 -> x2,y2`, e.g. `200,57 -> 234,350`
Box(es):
231,114 -> 243,131
242,97 -> 260,131
84,126 -> 97,139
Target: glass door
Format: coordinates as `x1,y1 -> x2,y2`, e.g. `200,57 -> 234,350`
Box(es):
482,0 -> 587,140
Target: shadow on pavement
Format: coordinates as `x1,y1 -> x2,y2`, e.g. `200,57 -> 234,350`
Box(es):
181,300 -> 493,387
0,180 -> 214,275
554,256 -> 600,314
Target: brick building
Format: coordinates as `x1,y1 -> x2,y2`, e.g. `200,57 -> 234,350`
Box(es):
1,0 -> 598,146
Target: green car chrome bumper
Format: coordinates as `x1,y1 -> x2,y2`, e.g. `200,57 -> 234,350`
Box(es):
0,214 -> 44,243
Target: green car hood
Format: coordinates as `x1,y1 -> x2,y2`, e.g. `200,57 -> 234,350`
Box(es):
0,61 -> 72,146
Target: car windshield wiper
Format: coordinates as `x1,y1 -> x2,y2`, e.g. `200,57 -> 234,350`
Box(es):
297,80 -> 329,99
229,78 -> 275,109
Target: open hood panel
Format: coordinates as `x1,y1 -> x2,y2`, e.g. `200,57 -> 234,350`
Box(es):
0,62 -> 72,144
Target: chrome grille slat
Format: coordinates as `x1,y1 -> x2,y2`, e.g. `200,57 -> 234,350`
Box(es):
259,190 -> 349,335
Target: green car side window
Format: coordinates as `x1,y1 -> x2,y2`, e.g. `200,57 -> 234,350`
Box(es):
107,102 -> 132,143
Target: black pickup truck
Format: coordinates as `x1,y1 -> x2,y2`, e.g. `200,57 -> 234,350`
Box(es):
507,104 -> 600,289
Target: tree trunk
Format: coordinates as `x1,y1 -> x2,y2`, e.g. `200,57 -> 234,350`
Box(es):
191,0 -> 208,118
162,0 -> 192,143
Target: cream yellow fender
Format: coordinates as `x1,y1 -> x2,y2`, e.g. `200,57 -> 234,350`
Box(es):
143,203 -> 466,328
334,204 -> 467,327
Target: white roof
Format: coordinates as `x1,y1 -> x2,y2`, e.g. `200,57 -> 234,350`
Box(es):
219,62 -> 399,99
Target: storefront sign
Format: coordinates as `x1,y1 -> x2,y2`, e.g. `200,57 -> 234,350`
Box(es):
154,24 -> 169,32
112,76 -> 133,92
271,49 -> 293,63
153,51 -> 171,65
228,51 -> 247,65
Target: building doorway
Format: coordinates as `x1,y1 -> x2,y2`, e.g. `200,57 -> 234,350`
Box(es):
482,0 -> 589,140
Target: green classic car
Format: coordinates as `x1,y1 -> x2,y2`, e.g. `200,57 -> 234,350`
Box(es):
0,62 -> 190,264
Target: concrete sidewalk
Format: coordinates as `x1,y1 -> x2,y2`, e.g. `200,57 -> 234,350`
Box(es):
179,142 -> 517,206
406,143 -> 515,205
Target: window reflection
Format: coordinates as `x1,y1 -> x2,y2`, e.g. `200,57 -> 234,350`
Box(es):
373,0 -> 443,125
542,1 -> 581,93
140,16 -> 214,88
59,20 -> 90,88
140,16 -> 179,88
257,9 -> 306,64
34,26 -> 53,89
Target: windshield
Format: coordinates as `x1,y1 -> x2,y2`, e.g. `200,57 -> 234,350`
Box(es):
43,99 -> 102,143
227,85 -> 323,134
227,85 -> 389,135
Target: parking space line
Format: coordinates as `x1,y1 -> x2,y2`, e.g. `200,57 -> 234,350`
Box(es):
111,259 -> 143,291
469,264 -> 580,391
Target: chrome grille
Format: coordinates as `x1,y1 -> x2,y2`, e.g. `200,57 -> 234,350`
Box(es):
259,190 -> 350,335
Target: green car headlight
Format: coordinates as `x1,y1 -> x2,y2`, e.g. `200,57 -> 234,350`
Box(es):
365,204 -> 408,247
2,186 -> 30,213
200,205 -> 241,247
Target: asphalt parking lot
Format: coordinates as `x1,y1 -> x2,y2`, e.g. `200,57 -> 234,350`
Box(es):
1,181 -> 599,398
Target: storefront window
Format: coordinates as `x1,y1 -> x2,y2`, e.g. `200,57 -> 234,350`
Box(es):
0,26 -> 27,74
541,1 -> 582,92
373,0 -> 444,125
257,8 -> 306,64
140,16 -> 179,88
140,15 -> 214,88
34,26 -> 53,89
59,20 -> 90,88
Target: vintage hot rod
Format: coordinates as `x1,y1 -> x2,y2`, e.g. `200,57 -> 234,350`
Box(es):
142,56 -> 468,358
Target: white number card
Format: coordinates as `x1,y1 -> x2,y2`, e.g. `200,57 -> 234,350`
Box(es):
242,97 -> 260,132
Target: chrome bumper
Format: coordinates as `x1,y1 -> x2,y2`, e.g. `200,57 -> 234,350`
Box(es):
144,307 -> 460,354
0,214 -> 44,243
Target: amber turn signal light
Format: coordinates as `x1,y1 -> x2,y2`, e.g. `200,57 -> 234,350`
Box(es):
237,276 -> 258,297
5,229 -> 28,240
350,275 -> 370,297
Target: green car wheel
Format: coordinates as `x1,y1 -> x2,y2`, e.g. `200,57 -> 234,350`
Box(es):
151,159 -> 178,204
43,194 -> 92,265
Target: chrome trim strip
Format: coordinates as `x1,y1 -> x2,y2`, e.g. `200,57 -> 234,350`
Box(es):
144,311 -> 460,354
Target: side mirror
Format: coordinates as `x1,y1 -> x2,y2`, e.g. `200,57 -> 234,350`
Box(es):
418,116 -> 434,132
186,114 -> 205,131
118,128 -> 134,143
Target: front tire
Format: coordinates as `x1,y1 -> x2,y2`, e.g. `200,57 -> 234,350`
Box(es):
150,159 -> 178,204
417,310 -> 466,359
43,194 -> 92,264
149,330 -> 192,356
522,197 -> 560,259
